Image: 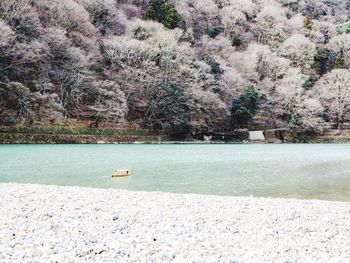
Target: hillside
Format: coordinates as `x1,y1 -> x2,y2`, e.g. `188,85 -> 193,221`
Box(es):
1,0 -> 350,135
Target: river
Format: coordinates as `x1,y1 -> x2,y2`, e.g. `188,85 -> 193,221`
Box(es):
1,144 -> 350,201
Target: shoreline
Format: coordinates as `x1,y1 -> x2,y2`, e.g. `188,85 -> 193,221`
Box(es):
1,141 -> 350,145
1,183 -> 349,262
2,182 -> 350,203
0,141 -> 350,146
2,126 -> 350,144
2,136 -> 350,145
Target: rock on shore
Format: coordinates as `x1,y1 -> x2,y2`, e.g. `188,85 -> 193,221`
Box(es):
0,184 -> 349,263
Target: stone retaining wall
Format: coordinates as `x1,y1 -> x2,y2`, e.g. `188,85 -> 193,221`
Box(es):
0,133 -> 166,144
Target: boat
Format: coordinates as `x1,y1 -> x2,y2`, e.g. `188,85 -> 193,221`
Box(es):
112,169 -> 132,178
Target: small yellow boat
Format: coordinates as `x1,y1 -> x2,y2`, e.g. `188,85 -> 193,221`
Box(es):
112,169 -> 132,178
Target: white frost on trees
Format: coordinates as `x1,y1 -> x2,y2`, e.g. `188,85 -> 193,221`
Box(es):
220,6 -> 246,35
281,34 -> 316,75
229,44 -> 290,85
256,4 -> 288,45
310,21 -> 337,45
0,19 -> 15,51
276,68 -> 323,129
328,34 -> 350,68
315,69 -> 350,128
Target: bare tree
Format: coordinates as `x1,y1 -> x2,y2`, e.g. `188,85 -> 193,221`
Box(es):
0,19 -> 15,51
315,69 -> 350,129
328,34 -> 350,68
281,34 -> 316,75
255,4 -> 288,45
88,81 -> 128,127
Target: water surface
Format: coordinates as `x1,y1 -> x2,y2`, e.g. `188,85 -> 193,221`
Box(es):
1,144 -> 350,201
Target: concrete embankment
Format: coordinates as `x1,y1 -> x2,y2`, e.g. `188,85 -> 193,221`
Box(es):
0,126 -> 167,144
2,126 -> 350,144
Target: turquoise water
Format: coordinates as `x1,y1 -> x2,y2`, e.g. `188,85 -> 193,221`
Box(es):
1,144 -> 350,201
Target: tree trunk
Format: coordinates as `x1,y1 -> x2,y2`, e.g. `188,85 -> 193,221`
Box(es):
337,116 -> 343,131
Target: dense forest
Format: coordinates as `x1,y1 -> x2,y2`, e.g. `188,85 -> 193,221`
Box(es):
1,0 -> 350,134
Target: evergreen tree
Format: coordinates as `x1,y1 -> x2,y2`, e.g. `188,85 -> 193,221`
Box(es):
231,84 -> 263,127
303,17 -> 313,31
145,0 -> 185,30
335,51 -> 346,69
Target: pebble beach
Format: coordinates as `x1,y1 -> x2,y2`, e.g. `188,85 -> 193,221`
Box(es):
1,183 -> 350,263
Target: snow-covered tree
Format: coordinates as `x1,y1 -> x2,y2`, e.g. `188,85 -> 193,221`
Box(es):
1,0 -> 349,132
315,69 -> 350,129
281,34 -> 316,75
276,68 -> 322,129
0,19 -> 15,51
328,34 -> 350,68
255,4 -> 288,45
88,80 -> 127,127
310,21 -> 337,45
220,6 -> 246,36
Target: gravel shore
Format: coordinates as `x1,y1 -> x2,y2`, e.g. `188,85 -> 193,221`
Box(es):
0,184 -> 350,263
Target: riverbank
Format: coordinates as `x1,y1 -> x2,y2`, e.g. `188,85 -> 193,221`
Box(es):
2,125 -> 350,144
0,126 -> 168,144
1,184 -> 349,262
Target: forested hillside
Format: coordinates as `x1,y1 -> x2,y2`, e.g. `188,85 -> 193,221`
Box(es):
1,0 -> 350,134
